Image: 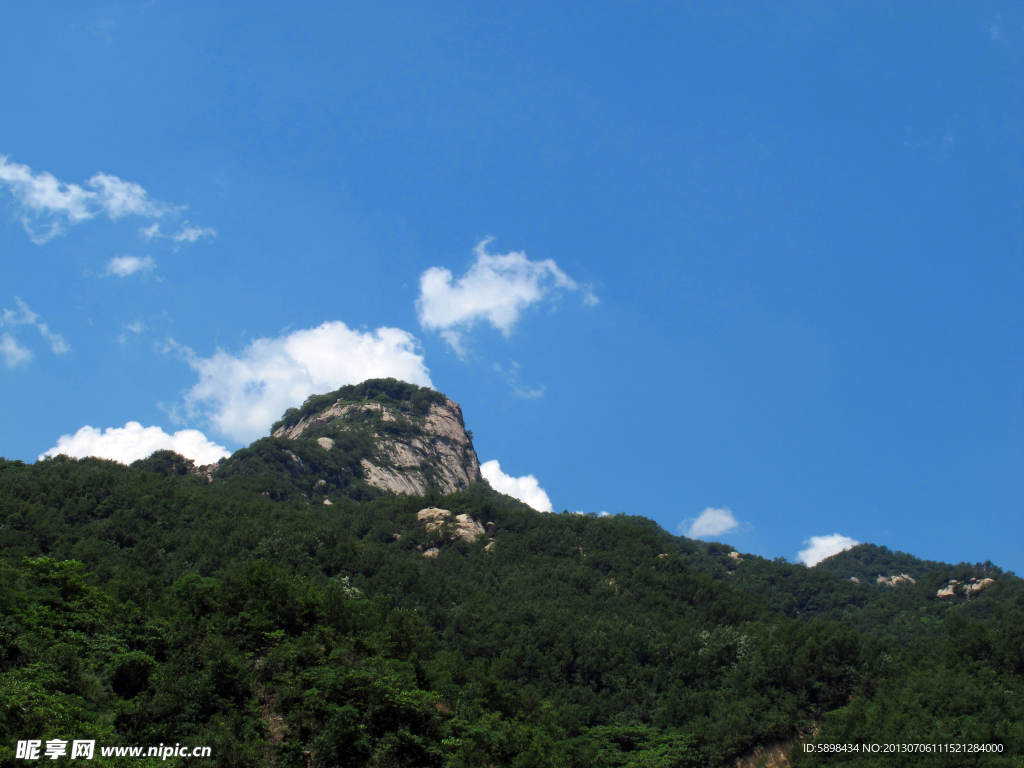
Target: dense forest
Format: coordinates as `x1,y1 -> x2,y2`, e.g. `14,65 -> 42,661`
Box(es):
1,383 -> 1022,766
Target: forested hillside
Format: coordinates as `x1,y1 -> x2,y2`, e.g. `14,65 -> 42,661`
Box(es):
677,541 -> 1020,645
1,385 -> 1022,767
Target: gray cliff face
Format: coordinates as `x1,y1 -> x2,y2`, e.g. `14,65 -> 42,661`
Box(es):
272,397 -> 482,496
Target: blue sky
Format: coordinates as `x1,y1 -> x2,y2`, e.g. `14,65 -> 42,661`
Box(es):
1,2 -> 1021,572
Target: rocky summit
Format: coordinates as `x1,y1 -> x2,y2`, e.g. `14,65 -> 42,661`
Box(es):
214,377 -> 483,502
273,391 -> 481,496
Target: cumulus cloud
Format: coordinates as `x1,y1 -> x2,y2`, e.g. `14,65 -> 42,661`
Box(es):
680,507 -> 741,538
1,334 -> 32,366
416,238 -> 597,355
0,155 -> 180,243
41,422 -> 230,466
480,459 -> 553,512
176,321 -> 432,444
798,534 -> 861,566
106,255 -> 156,277
1,298 -> 68,358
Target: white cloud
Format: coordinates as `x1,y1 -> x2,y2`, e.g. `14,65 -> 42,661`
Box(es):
41,422 -> 230,466
172,222 -> 217,243
1,298 -> 69,358
106,255 -> 156,277
798,534 -> 861,566
177,321 -> 432,444
139,223 -> 161,241
2,297 -> 39,326
0,156 -> 93,242
88,172 -> 173,219
495,360 -> 545,399
480,459 -> 553,512
137,220 -> 215,247
680,507 -> 741,538
0,155 -> 179,243
1,334 -> 32,366
36,323 -> 69,354
416,238 -> 597,354
118,322 -> 146,345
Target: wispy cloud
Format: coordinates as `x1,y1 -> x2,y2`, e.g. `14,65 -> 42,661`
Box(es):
172,321 -> 432,443
1,298 -> 69,359
117,321 -> 147,345
37,323 -> 69,354
417,238 -> 597,356
106,255 -> 156,277
86,18 -> 117,44
0,155 -> 184,243
1,334 -> 32,367
2,298 -> 39,326
984,14 -> 1003,41
680,507 -> 745,538
480,459 -> 553,512
41,422 -> 230,465
494,361 -> 545,399
172,222 -> 217,243
139,222 -> 162,241
139,220 -> 217,248
798,534 -> 860,566
904,128 -> 955,162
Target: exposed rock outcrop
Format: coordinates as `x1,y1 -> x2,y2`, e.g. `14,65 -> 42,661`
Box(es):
417,507 -> 486,542
936,582 -> 957,599
273,392 -> 482,497
937,577 -> 995,599
417,507 -> 491,558
730,728 -> 820,768
273,401 -> 396,440
965,578 -> 996,595
361,461 -> 429,496
191,464 -> 217,483
876,574 -> 916,588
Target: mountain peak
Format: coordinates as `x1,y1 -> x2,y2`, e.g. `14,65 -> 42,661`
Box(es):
268,378 -> 482,497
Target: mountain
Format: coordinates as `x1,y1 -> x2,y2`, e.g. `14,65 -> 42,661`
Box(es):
679,541 -> 1017,644
269,379 -> 481,496
0,380 -> 1021,767
205,379 -> 481,504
